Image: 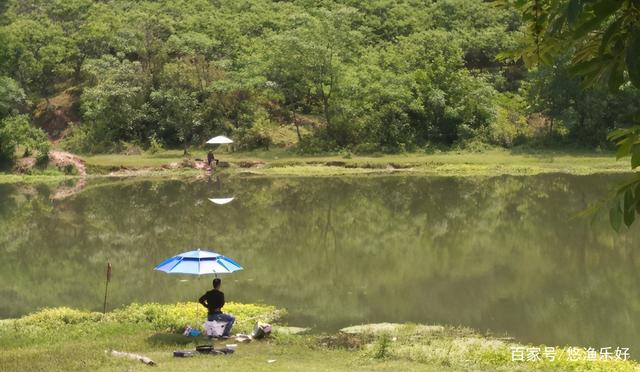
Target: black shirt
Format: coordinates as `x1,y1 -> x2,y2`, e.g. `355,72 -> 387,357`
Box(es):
199,289 -> 225,314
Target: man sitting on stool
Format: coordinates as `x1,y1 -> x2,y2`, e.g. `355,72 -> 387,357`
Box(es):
199,278 -> 235,337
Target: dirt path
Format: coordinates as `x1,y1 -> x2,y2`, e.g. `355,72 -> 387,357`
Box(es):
49,151 -> 86,176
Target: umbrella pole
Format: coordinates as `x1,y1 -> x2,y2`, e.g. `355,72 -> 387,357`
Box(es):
195,279 -> 199,322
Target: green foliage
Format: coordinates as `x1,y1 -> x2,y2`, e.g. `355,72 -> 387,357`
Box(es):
149,87 -> 202,154
297,134 -> 339,154
6,302 -> 282,337
80,56 -> 149,149
497,0 -> 640,90
146,134 -> 164,154
606,127 -> 640,230
525,57 -> 640,147
112,141 -> 143,155
0,76 -> 24,119
1,17 -> 75,98
60,123 -> 95,154
0,115 -> 49,164
235,124 -> 273,151
106,302 -> 282,333
0,0 -> 529,154
372,333 -> 392,359
15,307 -> 104,329
506,0 -> 640,228
0,0 -> 638,160
352,142 -> 380,155
487,93 -> 529,147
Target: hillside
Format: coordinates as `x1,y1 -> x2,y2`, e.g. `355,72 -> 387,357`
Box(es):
1,0 -> 638,165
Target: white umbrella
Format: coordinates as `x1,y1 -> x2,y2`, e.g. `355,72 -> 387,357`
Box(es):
208,197 -> 234,205
206,135 -> 233,144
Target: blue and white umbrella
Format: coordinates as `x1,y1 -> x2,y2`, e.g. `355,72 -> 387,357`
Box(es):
154,249 -> 243,276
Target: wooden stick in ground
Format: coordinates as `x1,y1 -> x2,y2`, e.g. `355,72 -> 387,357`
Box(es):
103,262 -> 111,314
109,350 -> 156,366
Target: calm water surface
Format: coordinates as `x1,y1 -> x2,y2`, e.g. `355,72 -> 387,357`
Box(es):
1,174 -> 639,351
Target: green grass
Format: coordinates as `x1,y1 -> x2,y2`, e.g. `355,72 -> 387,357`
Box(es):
1,148 -> 634,183
84,148 -> 632,175
83,150 -> 190,168
1,305 -> 637,371
0,173 -> 80,184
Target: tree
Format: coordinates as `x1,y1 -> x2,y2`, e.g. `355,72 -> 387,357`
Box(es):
72,3 -> 129,82
0,115 -> 50,164
1,18 -> 74,102
500,0 -> 640,229
150,88 -> 201,155
497,0 -> 640,90
262,33 -> 317,141
0,76 -> 25,119
166,31 -> 221,93
81,56 -> 150,148
1,0 -> 620,159
262,7 -> 363,146
527,58 -> 640,146
343,30 -> 496,149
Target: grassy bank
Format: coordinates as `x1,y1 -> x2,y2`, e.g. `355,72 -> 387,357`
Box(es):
84,148 -> 631,176
1,304 -> 637,371
0,148 -> 633,184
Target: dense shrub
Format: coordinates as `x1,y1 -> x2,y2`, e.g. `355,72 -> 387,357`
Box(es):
352,143 -> 380,154
486,94 -> 530,147
17,307 -> 104,327
113,141 -> 143,155
108,302 -> 282,332
0,115 -> 50,164
5,302 -> 283,336
296,134 -> 339,154
235,124 -> 273,151
146,135 -> 164,154
60,124 -> 96,154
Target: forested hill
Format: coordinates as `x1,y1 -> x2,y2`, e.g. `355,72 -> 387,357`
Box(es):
0,0 -> 639,160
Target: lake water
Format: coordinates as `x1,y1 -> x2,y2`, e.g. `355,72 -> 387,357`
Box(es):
1,174 -> 639,351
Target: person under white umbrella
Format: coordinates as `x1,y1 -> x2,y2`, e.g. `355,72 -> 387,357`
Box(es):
206,135 -> 233,168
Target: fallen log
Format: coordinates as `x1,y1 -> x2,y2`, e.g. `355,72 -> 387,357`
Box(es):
109,350 -> 156,366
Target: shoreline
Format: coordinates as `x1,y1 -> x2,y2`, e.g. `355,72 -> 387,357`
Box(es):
1,303 -> 637,371
0,149 -> 634,184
